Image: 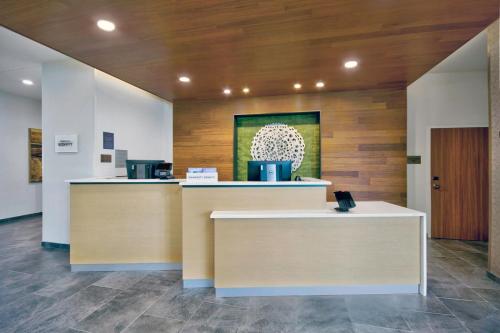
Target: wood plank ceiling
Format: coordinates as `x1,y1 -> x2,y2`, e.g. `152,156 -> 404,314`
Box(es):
0,0 -> 498,101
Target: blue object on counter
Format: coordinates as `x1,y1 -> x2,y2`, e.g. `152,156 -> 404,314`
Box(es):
247,161 -> 292,181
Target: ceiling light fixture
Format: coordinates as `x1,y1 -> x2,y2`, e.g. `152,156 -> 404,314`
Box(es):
97,19 -> 116,32
344,60 -> 358,69
223,88 -> 232,95
293,83 -> 302,90
315,81 -> 325,88
242,87 -> 250,94
178,76 -> 191,83
22,79 -> 34,86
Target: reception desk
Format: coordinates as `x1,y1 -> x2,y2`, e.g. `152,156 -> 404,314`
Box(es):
68,178 -> 183,271
180,179 -> 331,287
212,201 -> 427,297
67,178 -> 426,297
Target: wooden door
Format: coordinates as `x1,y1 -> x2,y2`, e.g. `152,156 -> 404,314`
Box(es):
431,128 -> 488,241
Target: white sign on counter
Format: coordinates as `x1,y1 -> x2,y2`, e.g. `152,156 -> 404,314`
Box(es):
186,172 -> 218,182
186,168 -> 218,182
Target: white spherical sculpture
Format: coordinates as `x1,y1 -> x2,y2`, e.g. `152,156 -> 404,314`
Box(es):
250,123 -> 305,172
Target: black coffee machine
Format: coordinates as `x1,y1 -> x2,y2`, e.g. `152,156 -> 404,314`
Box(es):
154,162 -> 174,179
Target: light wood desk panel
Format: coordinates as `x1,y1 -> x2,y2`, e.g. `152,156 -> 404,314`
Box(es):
70,184 -> 181,268
214,217 -> 420,288
182,186 -> 327,283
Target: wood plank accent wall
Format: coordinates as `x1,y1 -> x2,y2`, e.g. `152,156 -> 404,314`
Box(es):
173,89 -> 407,205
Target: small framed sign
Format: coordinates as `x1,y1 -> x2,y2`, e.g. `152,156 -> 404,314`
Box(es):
101,154 -> 112,163
103,132 -> 114,150
55,134 -> 78,153
407,156 -> 422,165
115,149 -> 128,168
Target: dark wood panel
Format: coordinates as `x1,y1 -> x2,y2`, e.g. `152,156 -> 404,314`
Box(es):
0,1 -> 498,101
174,89 -> 407,206
358,144 -> 407,151
431,128 -> 489,241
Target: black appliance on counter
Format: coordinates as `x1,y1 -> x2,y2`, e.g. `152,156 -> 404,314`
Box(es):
154,162 -> 174,179
126,160 -> 169,179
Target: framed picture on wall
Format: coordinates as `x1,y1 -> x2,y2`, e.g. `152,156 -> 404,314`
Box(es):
29,128 -> 42,183
233,111 -> 321,181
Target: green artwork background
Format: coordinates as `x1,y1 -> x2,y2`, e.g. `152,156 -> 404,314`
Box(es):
234,112 -> 321,180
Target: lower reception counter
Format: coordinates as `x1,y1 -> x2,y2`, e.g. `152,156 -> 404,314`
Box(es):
211,201 -> 427,297
180,180 -> 330,287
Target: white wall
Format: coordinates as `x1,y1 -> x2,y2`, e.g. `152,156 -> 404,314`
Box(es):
0,91 -> 42,219
42,60 -> 173,244
42,60 -> 96,244
93,71 -> 173,177
407,71 -> 489,233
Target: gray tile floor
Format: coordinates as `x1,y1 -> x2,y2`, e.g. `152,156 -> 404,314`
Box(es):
1,216 -> 499,333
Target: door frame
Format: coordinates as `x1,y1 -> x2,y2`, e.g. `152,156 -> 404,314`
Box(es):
425,125 -> 489,238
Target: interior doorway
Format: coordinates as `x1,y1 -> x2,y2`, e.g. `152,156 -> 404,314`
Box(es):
430,127 -> 488,241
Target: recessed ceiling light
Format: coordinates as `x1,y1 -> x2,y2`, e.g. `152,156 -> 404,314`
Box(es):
315,81 -> 325,88
97,19 -> 116,32
178,76 -> 191,83
293,83 -> 302,90
344,60 -> 358,69
22,79 -> 34,86
223,88 -> 232,95
242,87 -> 250,94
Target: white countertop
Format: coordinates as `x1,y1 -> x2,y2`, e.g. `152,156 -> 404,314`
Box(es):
66,177 -> 330,186
66,178 -> 183,184
180,178 -> 331,187
210,201 -> 425,219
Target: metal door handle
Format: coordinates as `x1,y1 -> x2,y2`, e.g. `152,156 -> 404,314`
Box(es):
433,184 -> 441,190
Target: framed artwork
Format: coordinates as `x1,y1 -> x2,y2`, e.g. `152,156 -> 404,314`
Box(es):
29,128 -> 42,183
103,131 -> 114,149
233,111 -> 321,181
